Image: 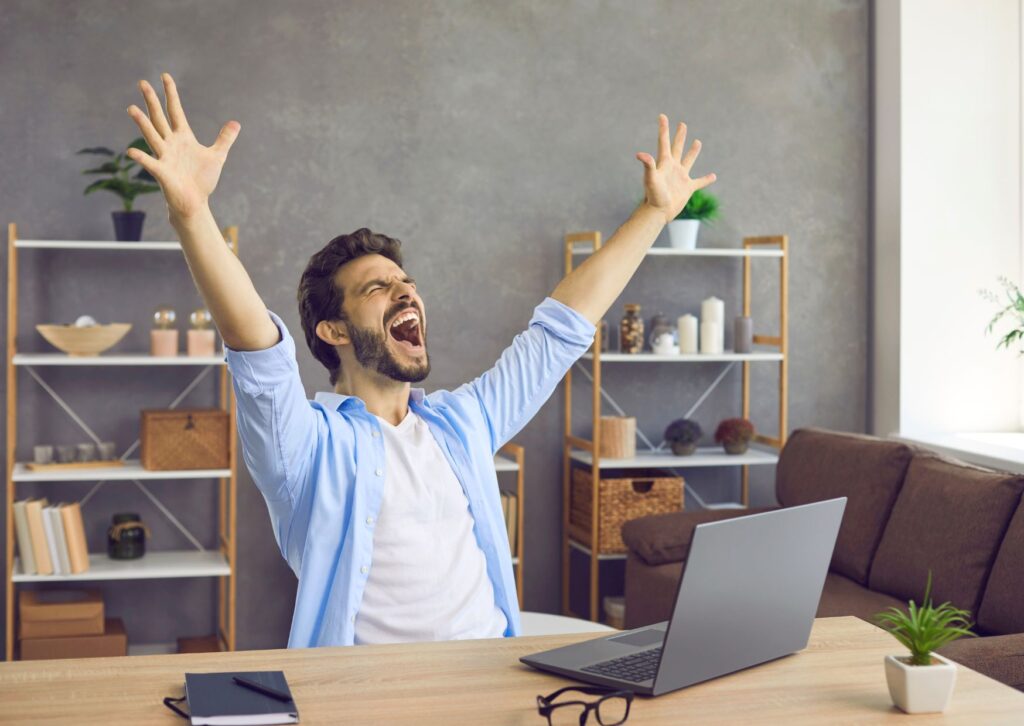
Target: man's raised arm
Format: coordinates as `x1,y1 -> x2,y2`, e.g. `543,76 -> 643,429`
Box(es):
125,72 -> 277,352
551,114 -> 717,324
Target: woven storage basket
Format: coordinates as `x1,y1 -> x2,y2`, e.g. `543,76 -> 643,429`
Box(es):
568,467 -> 683,554
140,408 -> 229,471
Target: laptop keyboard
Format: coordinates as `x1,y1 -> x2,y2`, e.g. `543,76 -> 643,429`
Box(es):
581,647 -> 662,683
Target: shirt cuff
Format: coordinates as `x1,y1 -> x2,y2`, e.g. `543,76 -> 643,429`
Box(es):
224,310 -> 300,396
531,297 -> 597,347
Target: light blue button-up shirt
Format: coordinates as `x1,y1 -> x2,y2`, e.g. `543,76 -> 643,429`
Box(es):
224,296 -> 595,647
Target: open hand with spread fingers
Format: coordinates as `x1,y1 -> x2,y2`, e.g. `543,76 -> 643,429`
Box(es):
636,114 -> 717,225
125,72 -> 240,222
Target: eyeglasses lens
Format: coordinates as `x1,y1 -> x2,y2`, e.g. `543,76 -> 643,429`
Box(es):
548,703 -> 587,726
596,695 -> 629,725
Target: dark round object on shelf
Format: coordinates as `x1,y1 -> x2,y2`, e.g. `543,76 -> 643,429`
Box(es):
670,441 -> 698,456
107,512 -> 147,560
723,441 -> 750,455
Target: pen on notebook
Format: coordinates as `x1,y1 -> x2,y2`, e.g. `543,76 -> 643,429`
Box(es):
232,675 -> 293,703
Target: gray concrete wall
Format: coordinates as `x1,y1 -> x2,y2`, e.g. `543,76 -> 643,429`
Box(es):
0,0 -> 869,653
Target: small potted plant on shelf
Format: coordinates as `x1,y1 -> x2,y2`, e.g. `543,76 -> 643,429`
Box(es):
667,188 -> 720,250
77,137 -> 160,241
664,418 -> 702,456
714,417 -> 754,455
874,572 -> 975,714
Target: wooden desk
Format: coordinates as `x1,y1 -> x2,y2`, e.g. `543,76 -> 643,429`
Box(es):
0,617 -> 1021,724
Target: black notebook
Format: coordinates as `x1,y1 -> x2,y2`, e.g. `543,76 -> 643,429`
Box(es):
183,671 -> 299,725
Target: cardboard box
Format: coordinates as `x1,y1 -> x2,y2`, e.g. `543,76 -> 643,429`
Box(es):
18,589 -> 104,639
19,618 -> 127,660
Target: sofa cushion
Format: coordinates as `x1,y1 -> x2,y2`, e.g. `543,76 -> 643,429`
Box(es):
977,495 -> 1024,635
869,454 -> 1024,614
939,633 -> 1024,692
776,428 -> 914,585
620,508 -> 774,567
816,572 -> 907,622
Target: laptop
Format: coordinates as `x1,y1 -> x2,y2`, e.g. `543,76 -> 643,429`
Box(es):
521,497 -> 847,697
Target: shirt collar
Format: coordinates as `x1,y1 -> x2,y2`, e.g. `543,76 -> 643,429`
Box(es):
314,387 -> 426,413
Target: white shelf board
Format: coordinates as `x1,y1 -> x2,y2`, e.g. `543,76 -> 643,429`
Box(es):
702,502 -> 747,510
493,454 -> 519,472
12,550 -> 230,582
572,245 -> 783,258
568,539 -> 627,561
582,351 -> 783,363
511,556 -> 520,565
13,459 -> 231,482
13,352 -> 226,366
15,239 -> 183,251
569,446 -> 779,469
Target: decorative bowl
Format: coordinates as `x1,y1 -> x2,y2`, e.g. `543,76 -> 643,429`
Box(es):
36,323 -> 131,356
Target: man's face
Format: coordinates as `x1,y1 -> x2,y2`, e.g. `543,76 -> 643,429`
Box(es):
335,254 -> 429,382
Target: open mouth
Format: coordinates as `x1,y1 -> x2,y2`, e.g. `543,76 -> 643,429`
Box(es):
387,308 -> 424,352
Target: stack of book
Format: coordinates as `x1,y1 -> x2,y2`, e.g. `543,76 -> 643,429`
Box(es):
500,492 -> 518,556
12,499 -> 90,576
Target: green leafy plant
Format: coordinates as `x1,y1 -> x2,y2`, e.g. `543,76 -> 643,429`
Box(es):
874,572 -> 976,666
77,137 -> 160,211
714,417 -> 754,446
675,188 -> 720,223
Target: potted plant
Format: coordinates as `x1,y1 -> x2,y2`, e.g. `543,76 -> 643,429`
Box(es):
667,188 -> 720,250
981,276 -> 1024,352
77,137 -> 160,241
714,417 -> 754,455
664,418 -> 702,456
874,572 -> 975,714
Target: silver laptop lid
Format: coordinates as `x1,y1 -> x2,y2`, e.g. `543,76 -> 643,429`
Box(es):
652,497 -> 846,695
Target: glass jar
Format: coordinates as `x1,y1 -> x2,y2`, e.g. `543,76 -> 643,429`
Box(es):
107,513 -> 149,560
648,312 -> 674,351
619,304 -> 644,354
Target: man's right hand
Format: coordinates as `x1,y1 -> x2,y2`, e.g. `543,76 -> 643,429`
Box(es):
126,72 -> 240,223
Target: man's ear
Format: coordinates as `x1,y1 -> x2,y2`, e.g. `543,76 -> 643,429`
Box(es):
316,319 -> 349,347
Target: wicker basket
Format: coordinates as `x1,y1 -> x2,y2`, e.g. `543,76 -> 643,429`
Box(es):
140,408 -> 229,471
568,467 -> 683,554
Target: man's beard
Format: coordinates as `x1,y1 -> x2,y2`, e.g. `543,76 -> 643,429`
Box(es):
347,318 -> 430,383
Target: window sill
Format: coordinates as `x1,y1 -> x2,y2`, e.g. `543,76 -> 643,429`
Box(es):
896,432 -> 1024,475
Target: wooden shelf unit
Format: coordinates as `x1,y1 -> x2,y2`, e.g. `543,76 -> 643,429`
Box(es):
4,223 -> 240,660
561,231 -> 789,622
494,444 -> 525,608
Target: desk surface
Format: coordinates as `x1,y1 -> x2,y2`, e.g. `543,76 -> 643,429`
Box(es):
0,617 -> 1021,724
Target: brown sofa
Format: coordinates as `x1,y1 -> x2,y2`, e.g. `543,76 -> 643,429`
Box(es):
621,428 -> 1024,691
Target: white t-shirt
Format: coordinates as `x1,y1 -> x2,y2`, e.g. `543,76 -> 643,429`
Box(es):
353,410 -> 508,644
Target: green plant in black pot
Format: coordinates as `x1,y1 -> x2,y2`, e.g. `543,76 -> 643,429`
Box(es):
664,418 -> 702,456
78,137 -> 160,241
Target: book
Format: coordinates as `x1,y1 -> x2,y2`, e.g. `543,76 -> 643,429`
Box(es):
506,494 -> 518,555
49,506 -> 72,575
41,506 -> 63,575
12,500 -> 36,575
60,502 -> 90,574
25,498 -> 53,576
180,671 -> 298,725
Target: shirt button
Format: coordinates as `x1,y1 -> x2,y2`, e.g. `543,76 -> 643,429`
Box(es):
366,516 -> 375,525
360,565 -> 368,574
372,431 -> 380,438
375,469 -> 382,476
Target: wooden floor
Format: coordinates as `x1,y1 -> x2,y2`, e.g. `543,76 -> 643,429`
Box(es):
0,617 -> 1021,724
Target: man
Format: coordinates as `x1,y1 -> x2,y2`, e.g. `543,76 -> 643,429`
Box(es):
126,72 -> 716,648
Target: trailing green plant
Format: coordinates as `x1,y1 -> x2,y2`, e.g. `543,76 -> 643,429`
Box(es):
77,137 -> 160,212
874,571 -> 976,666
714,417 -> 754,446
664,418 -> 702,446
675,188 -> 720,223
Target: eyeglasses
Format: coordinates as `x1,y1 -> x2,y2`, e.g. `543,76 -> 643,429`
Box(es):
536,685 -> 634,725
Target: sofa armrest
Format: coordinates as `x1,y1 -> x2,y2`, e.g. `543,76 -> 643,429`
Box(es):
621,507 -> 776,566
939,633 -> 1024,691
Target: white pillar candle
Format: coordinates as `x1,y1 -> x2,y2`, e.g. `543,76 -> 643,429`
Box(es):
701,296 -> 724,323
700,321 -> 724,354
677,314 -> 698,354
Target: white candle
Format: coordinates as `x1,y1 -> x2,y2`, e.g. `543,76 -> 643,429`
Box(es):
700,321 -> 724,354
677,314 -> 698,354
701,296 -> 724,323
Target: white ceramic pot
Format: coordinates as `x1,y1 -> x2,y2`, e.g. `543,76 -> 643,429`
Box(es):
667,219 -> 700,249
884,653 -> 957,714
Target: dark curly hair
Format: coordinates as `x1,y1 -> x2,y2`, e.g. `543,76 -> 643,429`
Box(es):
297,228 -> 404,386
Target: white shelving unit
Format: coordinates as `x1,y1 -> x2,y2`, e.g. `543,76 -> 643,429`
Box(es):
494,445 -> 525,603
5,225 -> 240,661
561,231 -> 789,622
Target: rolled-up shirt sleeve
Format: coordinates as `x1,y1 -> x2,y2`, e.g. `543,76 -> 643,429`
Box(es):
460,296 -> 596,453
225,310 -> 321,505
